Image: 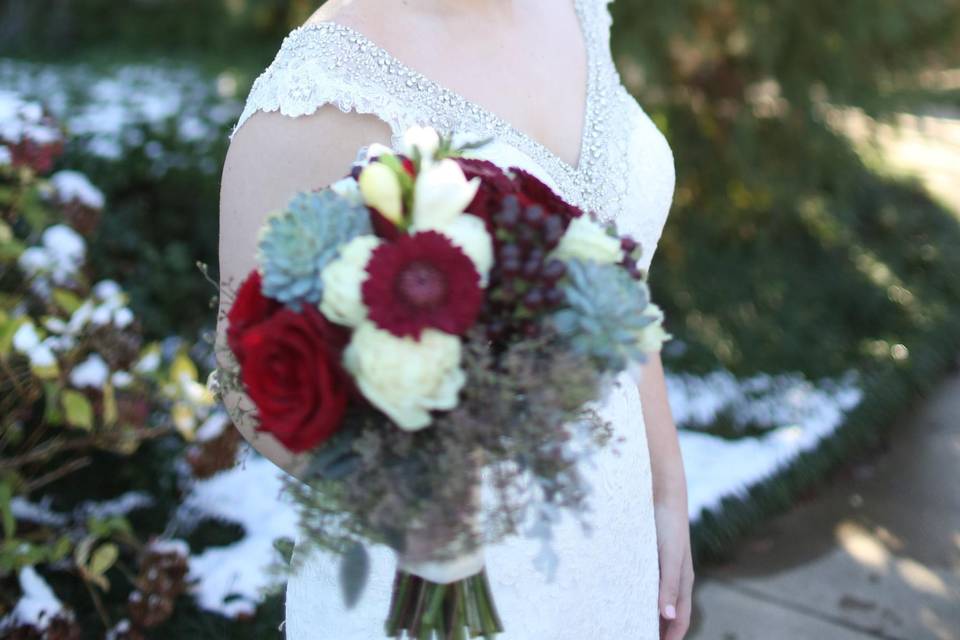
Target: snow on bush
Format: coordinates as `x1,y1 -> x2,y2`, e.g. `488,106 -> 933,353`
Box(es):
0,58 -> 242,175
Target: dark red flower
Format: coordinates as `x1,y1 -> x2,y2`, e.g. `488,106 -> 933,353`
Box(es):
454,158 -> 516,231
368,207 -> 403,241
226,270 -> 282,365
362,231 -> 483,338
239,305 -> 351,453
512,167 -> 585,222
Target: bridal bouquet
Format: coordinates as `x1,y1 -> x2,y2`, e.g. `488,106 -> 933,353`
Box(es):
214,126 -> 670,638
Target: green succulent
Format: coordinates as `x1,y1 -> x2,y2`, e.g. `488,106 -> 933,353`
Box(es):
257,189 -> 372,309
548,259 -> 658,371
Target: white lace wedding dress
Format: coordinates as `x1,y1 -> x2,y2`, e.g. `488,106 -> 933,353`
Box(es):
230,0 -> 676,637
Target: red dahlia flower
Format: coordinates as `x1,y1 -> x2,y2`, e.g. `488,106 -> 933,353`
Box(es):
362,231 -> 483,339
238,305 -> 351,453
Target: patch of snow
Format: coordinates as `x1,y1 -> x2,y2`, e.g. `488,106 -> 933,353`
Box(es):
0,60 -> 242,176
92,279 -> 122,300
69,353 -> 110,388
148,538 -> 190,556
135,348 -> 161,373
17,224 -> 86,288
10,497 -> 68,527
111,370 -> 133,388
195,409 -> 230,442
666,369 -> 864,520
181,448 -> 298,617
11,320 -> 57,368
49,170 -> 105,209
0,567 -> 65,630
12,492 -> 152,528
113,307 -> 134,328
76,491 -> 153,520
12,320 -> 40,352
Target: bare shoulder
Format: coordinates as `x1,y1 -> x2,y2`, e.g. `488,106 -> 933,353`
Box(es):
224,106 -> 392,196
302,0 -> 383,33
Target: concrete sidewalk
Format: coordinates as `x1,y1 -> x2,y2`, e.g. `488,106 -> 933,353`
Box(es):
688,356 -> 960,640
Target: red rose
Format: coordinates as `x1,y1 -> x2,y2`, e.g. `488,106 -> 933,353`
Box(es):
238,305 -> 351,453
226,270 -> 282,365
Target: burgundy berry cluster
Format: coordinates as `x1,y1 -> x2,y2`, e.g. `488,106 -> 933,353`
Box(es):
483,194 -> 570,341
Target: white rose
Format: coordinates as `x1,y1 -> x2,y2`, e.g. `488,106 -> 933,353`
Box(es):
401,125 -> 441,164
439,214 -> 494,286
550,216 -> 624,264
359,162 -> 404,224
344,322 -> 466,430
319,235 -> 382,327
412,158 -> 480,231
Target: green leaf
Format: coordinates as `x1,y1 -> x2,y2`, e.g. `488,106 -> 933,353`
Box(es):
52,288 -> 83,314
89,543 -> 119,578
102,381 -> 117,426
339,542 -> 370,609
0,482 -> 14,539
273,536 -> 295,564
0,315 -> 27,357
170,349 -> 198,383
43,381 -> 63,425
86,515 -> 132,539
62,389 -> 94,430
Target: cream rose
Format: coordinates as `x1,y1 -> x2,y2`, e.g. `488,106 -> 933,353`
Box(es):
439,214 -> 494,285
550,216 -> 624,264
344,322 -> 466,430
637,302 -> 673,353
319,235 -> 382,327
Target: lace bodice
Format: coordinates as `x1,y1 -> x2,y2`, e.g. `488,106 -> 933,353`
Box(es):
230,0 -> 676,272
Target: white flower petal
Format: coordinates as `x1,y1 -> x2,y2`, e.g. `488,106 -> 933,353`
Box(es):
411,159 -> 480,231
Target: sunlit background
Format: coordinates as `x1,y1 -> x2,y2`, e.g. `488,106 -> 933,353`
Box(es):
1,1 -> 958,638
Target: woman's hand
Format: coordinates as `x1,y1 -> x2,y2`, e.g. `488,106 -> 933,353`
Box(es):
655,499 -> 694,639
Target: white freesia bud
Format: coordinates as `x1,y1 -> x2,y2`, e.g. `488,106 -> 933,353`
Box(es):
412,158 -> 480,231
358,162 -> 404,224
440,214 -> 494,286
344,322 -> 466,430
401,125 -> 441,164
550,216 -> 624,264
319,235 -> 382,327
362,142 -> 397,164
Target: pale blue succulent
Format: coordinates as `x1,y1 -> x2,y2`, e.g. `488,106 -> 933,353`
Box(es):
548,259 -> 658,371
257,190 -> 372,310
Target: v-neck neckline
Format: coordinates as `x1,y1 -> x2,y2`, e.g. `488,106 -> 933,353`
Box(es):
293,0 -> 595,176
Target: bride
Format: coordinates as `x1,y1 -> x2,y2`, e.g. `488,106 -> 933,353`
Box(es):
217,0 -> 693,637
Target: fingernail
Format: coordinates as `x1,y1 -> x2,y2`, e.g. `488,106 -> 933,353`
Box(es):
663,604 -> 676,620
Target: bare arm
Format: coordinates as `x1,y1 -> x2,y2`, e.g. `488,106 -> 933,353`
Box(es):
216,106 -> 394,480
639,351 -> 694,638
639,351 -> 686,510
